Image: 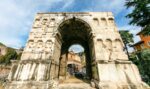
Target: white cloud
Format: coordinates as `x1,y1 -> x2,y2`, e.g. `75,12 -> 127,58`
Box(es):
61,0 -> 75,10
82,0 -> 126,15
0,0 -> 74,48
0,0 -> 141,50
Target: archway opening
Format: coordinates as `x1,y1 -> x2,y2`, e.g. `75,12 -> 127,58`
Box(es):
57,18 -> 95,83
67,44 -> 86,80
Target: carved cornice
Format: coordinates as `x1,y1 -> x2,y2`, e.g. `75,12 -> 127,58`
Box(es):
93,60 -> 132,64
19,59 -> 51,64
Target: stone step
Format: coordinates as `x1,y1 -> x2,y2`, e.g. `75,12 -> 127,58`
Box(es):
59,83 -> 96,89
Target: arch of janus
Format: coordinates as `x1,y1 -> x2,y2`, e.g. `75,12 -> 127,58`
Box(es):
5,12 -> 150,89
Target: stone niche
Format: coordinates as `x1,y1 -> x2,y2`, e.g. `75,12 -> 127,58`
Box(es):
5,12 -> 150,89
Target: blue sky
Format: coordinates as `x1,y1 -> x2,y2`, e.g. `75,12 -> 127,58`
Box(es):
0,0 -> 141,50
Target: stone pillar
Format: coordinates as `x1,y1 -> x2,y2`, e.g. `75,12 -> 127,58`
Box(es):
7,60 -> 19,81
58,54 -> 67,79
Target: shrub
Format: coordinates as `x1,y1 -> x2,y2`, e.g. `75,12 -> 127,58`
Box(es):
131,49 -> 150,85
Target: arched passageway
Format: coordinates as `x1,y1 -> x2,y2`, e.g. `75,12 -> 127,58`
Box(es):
57,18 -> 95,82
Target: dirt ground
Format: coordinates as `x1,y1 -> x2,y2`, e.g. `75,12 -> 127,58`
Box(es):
0,83 -> 4,89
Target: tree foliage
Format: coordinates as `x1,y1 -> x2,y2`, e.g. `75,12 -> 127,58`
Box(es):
119,30 -> 134,58
0,47 -> 18,65
4,48 -> 17,64
0,55 -> 5,63
138,49 -> 150,85
125,0 -> 150,27
125,0 -> 150,34
140,49 -> 150,60
119,30 -> 134,44
131,49 -> 150,85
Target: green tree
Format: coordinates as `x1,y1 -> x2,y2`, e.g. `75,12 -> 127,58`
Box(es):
119,30 -> 134,58
0,55 -> 5,64
129,49 -> 150,85
140,49 -> 150,60
136,49 -> 150,85
4,48 -> 17,64
125,0 -> 150,34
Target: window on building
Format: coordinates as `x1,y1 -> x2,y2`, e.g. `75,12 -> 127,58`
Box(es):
147,41 -> 150,46
141,44 -> 144,49
144,34 -> 150,37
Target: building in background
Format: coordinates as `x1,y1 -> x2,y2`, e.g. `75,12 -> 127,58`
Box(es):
132,30 -> 150,51
67,51 -> 87,78
67,51 -> 82,75
0,43 -> 7,56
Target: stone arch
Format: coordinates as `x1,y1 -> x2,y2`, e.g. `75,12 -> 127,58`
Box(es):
55,17 -> 95,80
54,16 -> 94,35
57,17 -> 94,50
6,13 -> 146,89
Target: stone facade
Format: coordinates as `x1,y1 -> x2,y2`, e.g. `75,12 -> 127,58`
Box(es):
5,12 -> 149,89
